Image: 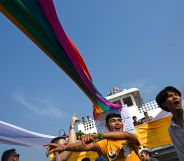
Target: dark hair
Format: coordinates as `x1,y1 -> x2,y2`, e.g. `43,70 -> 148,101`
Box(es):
140,150 -> 150,156
132,116 -> 137,119
155,86 -> 181,112
1,149 -> 17,161
106,113 -> 121,124
50,136 -> 65,143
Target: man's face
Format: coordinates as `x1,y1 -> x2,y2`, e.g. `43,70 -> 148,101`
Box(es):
106,117 -> 123,132
56,139 -> 67,155
163,91 -> 182,113
11,154 -> 19,161
58,139 -> 67,146
144,112 -> 148,117
140,153 -> 149,161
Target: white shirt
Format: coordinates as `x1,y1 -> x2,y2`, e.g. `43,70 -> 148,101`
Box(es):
169,108 -> 184,161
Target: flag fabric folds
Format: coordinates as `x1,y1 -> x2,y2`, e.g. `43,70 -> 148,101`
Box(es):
0,115 -> 172,148
0,120 -> 54,147
135,115 -> 172,148
0,0 -> 121,117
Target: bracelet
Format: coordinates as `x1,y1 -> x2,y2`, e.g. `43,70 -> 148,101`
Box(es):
76,131 -> 84,136
97,132 -> 103,140
70,124 -> 75,129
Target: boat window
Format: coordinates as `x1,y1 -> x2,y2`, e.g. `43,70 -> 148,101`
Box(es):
112,100 -> 121,105
122,96 -> 133,107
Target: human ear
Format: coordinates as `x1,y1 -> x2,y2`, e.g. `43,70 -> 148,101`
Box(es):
105,124 -> 110,130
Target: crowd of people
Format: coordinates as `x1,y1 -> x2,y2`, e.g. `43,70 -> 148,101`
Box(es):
46,112 -> 141,161
1,86 -> 183,161
132,111 -> 153,126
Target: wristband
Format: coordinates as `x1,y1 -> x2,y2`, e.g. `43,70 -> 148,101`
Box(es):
76,131 -> 84,136
97,132 -> 103,140
70,124 -> 75,129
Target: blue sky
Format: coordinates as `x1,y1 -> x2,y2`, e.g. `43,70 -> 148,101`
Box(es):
0,0 -> 184,160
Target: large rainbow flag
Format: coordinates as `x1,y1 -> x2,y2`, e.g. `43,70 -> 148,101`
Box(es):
0,0 -> 122,117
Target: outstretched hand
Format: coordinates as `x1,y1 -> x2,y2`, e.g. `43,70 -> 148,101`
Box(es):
70,114 -> 79,127
44,143 -> 65,155
81,133 -> 97,145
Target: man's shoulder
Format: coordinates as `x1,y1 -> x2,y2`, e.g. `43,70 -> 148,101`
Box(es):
168,122 -> 176,138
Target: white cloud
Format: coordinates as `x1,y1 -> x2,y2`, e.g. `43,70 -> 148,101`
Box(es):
122,79 -> 157,101
13,92 -> 67,118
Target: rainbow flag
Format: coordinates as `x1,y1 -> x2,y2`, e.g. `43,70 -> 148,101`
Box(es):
0,0 -> 122,117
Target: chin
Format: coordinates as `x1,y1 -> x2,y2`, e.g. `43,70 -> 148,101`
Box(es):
172,106 -> 182,112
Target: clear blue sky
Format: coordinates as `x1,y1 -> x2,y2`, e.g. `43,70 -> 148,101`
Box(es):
0,0 -> 184,160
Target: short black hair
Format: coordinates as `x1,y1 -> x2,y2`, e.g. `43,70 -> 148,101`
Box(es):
1,149 -> 17,161
50,136 -> 65,143
132,116 -> 137,119
106,113 -> 121,124
155,86 -> 181,112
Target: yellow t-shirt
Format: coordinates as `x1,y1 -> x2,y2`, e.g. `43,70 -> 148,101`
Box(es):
97,139 -> 141,161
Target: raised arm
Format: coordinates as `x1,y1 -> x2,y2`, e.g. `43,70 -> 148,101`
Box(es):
102,131 -> 139,145
57,114 -> 78,161
68,114 -> 78,143
81,131 -> 140,146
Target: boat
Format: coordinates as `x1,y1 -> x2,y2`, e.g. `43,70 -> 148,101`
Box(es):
71,87 -> 179,161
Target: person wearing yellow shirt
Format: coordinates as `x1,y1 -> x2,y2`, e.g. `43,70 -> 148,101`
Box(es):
45,113 -> 141,161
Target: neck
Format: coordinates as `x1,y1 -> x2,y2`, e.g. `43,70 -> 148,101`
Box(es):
146,156 -> 150,161
172,109 -> 183,127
